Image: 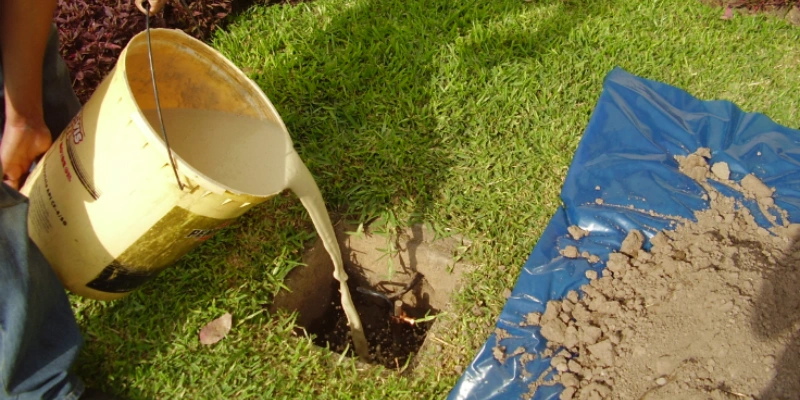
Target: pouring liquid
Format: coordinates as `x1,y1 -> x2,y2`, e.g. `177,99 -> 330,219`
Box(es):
143,108 -> 370,359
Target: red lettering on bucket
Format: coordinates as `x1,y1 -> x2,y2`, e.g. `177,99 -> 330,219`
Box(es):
58,142 -> 72,182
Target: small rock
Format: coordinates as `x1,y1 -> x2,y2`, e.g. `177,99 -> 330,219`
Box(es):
454,365 -> 464,375
656,377 -> 668,386
568,225 -> 590,240
502,288 -> 512,299
561,245 -> 580,258
595,198 -> 605,205
711,162 -> 730,180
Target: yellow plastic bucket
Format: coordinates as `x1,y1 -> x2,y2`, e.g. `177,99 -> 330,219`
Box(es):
20,29 -> 294,301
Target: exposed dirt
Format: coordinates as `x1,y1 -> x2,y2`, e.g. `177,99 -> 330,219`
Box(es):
521,149 -> 800,399
272,221 -> 470,368
701,0 -> 800,26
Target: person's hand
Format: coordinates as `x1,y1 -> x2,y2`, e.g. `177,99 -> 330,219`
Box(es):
135,0 -> 168,16
0,119 -> 52,190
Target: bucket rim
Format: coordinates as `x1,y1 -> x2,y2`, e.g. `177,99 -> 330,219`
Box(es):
121,28 -> 293,199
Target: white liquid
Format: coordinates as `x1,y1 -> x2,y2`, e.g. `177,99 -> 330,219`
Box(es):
143,108 -> 370,359
142,109 -> 288,196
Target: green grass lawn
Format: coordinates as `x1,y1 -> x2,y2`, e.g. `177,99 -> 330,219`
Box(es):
72,0 -> 800,398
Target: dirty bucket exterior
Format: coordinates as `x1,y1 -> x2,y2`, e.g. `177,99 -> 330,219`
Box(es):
20,29 -> 293,301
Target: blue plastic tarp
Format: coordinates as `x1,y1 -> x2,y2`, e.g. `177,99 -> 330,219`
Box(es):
447,67 -> 800,400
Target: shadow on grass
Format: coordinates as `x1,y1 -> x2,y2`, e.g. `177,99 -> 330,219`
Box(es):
72,0 -> 620,397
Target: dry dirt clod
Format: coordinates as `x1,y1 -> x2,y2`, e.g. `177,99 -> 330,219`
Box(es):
585,270 -> 599,280
521,312 -> 541,326
493,345 -> 507,364
561,245 -> 580,259
569,225 -> 590,240
741,173 -> 774,199
620,229 -> 645,257
711,162 -> 731,180
495,328 -> 512,341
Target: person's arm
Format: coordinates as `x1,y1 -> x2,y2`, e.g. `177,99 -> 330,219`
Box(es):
0,0 -> 58,190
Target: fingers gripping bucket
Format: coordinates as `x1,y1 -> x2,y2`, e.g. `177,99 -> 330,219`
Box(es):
20,29 -> 293,301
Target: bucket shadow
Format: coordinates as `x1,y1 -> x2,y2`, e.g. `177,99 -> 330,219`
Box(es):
71,0 -> 620,397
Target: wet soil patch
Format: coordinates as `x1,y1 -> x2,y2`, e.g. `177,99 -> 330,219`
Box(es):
272,221 -> 470,368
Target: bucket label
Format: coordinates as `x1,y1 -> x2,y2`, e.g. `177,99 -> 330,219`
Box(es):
63,112 -> 102,200
85,206 -> 235,293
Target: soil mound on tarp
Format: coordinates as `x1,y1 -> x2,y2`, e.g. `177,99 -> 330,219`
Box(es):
526,149 -> 800,400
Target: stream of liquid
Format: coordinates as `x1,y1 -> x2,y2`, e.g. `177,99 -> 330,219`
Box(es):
143,108 -> 370,359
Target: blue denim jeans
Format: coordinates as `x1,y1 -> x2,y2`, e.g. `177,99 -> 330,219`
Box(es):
0,25 -> 84,400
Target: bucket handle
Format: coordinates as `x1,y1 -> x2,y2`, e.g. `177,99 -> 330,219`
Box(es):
144,2 -> 184,191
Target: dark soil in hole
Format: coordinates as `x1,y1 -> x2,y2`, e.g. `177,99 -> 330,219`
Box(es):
306,276 -> 437,368
272,221 -> 470,367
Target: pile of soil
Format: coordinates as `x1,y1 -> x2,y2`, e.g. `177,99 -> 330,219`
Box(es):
522,149 -> 800,399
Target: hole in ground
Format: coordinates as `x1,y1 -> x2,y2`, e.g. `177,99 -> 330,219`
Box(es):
306,272 -> 436,368
271,221 -> 470,368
